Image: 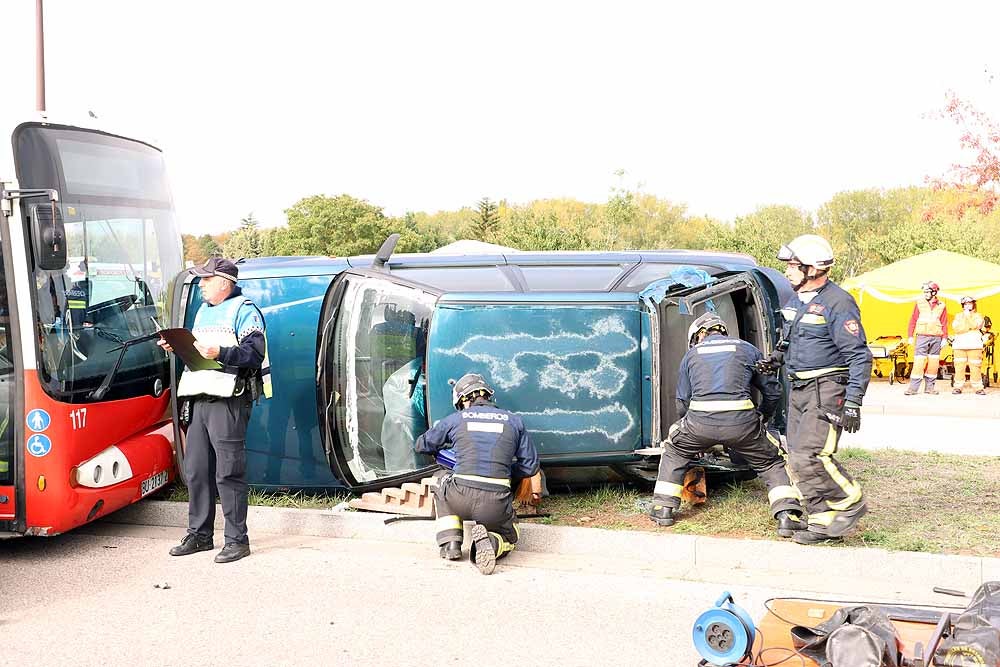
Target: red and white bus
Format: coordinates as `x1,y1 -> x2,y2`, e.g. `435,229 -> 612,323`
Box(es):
1,114 -> 183,536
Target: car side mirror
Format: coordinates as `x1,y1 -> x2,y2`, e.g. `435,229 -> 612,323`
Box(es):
30,203 -> 67,271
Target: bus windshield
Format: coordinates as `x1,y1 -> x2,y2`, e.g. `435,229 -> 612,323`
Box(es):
14,125 -> 183,403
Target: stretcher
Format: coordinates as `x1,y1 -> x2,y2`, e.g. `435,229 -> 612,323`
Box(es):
868,335 -> 911,385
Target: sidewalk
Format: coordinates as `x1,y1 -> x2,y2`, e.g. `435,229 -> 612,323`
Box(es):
842,379 -> 1000,456
105,500 -> 1000,604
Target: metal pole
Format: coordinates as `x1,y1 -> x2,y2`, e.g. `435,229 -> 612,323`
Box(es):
35,0 -> 46,112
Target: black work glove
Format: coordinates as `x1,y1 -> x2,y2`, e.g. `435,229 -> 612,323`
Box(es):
755,350 -> 785,376
840,401 -> 862,433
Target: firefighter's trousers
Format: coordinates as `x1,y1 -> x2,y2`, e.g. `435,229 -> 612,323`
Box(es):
433,475 -> 518,559
953,348 -> 984,391
787,375 -> 865,533
653,414 -> 802,517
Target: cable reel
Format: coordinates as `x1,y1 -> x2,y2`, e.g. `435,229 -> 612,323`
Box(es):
692,591 -> 756,666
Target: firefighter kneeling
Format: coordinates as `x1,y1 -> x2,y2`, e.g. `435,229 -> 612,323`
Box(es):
648,313 -> 806,537
414,373 -> 540,575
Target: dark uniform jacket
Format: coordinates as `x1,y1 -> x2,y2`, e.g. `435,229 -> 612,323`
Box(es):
780,280 -> 873,405
415,398 -> 539,489
677,333 -> 780,424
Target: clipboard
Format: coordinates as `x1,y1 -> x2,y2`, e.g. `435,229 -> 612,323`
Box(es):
159,328 -> 223,371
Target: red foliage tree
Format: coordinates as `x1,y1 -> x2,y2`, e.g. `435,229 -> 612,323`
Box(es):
927,91 -> 1000,218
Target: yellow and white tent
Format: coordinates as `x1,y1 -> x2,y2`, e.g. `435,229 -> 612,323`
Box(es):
841,249 -> 1000,340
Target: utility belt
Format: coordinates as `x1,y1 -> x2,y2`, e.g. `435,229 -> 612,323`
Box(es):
178,377 -> 255,427
451,473 -> 511,492
789,372 -> 849,390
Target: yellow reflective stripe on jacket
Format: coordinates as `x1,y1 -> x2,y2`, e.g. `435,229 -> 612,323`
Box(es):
800,313 -> 827,325
688,399 -> 755,412
789,367 -> 849,380
654,480 -> 684,498
454,473 -> 510,488
435,514 -> 462,532
767,485 -> 799,505
67,299 -> 86,310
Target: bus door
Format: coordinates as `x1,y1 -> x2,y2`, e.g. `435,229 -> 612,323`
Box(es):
0,185 -> 21,531
317,269 -> 440,492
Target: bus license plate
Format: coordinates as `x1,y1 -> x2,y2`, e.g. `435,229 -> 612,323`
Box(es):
141,470 -> 169,497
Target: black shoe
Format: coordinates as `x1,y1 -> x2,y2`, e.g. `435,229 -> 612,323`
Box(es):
439,541 -> 462,561
793,529 -> 842,545
214,543 -> 251,564
648,504 -> 675,527
470,524 -> 496,575
169,534 -> 214,557
775,510 -> 807,538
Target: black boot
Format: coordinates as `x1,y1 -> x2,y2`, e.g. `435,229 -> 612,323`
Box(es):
439,540 -> 462,561
793,529 -> 841,545
648,504 -> 675,527
775,510 -> 807,538
169,533 -> 214,557
470,524 -> 497,575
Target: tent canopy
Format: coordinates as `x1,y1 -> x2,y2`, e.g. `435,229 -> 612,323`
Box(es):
841,249 -> 1000,340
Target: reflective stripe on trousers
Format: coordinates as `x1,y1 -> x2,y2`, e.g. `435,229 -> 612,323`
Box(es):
786,377 -> 864,520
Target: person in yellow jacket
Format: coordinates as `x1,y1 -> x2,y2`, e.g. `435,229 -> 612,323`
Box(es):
952,296 -> 986,395
905,281 -> 948,395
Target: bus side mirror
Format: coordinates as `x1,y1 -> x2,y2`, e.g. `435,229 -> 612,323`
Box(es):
30,203 -> 67,271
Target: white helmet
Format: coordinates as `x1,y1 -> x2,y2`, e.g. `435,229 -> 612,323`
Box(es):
687,312 -> 728,348
777,234 -> 835,269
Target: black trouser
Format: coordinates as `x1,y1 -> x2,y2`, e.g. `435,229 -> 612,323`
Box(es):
433,475 -> 518,558
184,395 -> 252,545
653,413 -> 802,517
786,376 -> 864,531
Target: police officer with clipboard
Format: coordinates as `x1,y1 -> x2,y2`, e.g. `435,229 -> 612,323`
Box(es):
159,258 -> 272,563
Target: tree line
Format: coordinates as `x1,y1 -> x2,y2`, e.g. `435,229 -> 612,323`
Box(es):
182,184 -> 1000,283
182,93 -> 1000,281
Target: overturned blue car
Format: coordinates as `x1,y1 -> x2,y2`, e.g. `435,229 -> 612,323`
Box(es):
170,238 -> 793,492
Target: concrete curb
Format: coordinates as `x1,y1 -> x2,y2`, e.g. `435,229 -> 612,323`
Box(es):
107,500 -> 999,599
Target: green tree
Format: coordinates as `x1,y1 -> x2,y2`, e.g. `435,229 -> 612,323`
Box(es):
222,212 -> 264,259
198,234 -> 222,259
472,197 -> 500,242
708,205 -> 814,271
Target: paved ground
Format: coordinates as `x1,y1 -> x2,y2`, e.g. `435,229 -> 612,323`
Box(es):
838,379 -> 1000,455
0,522 -> 962,667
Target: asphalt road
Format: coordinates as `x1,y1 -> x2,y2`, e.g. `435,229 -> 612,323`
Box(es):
2,523 -> 853,667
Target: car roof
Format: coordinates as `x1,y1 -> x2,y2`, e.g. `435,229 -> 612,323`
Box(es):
235,248 -> 760,292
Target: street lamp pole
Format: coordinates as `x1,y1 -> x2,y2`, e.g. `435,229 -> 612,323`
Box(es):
35,0 -> 46,112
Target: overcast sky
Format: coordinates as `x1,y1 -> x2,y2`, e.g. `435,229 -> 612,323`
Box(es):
3,1 -> 998,235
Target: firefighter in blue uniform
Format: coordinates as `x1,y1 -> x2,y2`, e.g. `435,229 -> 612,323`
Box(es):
414,373 -> 539,575
764,234 -> 872,544
159,258 -> 273,563
648,313 -> 806,536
